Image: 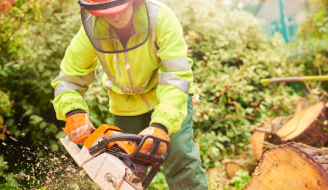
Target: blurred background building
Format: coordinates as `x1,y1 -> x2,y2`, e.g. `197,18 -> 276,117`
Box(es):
244,0 -> 308,42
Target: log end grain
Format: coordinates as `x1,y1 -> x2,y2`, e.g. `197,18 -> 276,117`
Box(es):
276,102 -> 328,147
244,143 -> 328,190
225,162 -> 248,179
251,130 -> 265,161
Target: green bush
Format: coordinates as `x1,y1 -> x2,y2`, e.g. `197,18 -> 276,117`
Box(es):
230,170 -> 251,190
160,0 -> 303,168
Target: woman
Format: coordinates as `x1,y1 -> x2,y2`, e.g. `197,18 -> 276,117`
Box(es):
51,0 -> 208,189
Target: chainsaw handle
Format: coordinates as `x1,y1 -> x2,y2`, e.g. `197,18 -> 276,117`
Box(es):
89,134 -> 142,156
115,135 -> 171,189
116,135 -> 171,163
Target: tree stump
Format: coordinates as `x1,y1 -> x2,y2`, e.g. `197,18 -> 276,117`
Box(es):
277,102 -> 328,147
244,143 -> 328,190
225,158 -> 258,179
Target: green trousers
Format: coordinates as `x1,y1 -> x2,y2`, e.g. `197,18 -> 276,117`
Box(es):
113,95 -> 208,190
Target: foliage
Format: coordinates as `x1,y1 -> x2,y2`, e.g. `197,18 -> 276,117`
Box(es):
229,170 -> 251,190
207,169 -> 250,190
148,170 -> 169,190
288,0 -> 328,101
0,91 -> 12,117
0,0 -> 111,188
298,0 -> 328,40
161,0 -> 303,168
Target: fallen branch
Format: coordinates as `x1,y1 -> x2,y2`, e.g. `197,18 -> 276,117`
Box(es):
308,81 -> 328,97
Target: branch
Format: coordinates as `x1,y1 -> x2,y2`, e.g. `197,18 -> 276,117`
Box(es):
304,82 -> 313,97
253,127 -> 272,133
308,81 -> 328,97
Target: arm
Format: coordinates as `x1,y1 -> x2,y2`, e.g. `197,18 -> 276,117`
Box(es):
51,26 -> 98,121
150,9 -> 195,135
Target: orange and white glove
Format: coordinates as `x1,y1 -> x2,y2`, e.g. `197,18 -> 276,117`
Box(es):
134,124 -> 170,156
64,110 -> 95,144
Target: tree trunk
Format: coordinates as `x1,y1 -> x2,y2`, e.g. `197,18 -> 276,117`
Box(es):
244,143 -> 328,190
225,158 -> 258,179
277,102 -> 328,147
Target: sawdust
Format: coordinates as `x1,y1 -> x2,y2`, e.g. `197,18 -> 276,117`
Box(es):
1,139 -> 99,189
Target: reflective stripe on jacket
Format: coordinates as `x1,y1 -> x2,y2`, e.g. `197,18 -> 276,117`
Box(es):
51,0 -> 196,135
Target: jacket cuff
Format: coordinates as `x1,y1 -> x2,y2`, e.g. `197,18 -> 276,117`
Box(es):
66,109 -> 86,118
151,123 -> 168,134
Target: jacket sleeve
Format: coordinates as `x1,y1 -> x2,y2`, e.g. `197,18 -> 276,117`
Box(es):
51,26 -> 98,121
150,9 -> 195,135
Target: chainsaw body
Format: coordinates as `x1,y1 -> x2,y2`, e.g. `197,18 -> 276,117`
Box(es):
60,124 -> 171,190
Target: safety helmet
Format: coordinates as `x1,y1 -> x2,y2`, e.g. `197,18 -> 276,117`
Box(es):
78,0 -> 150,53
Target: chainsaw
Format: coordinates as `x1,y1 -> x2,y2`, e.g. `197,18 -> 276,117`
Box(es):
60,124 -> 171,190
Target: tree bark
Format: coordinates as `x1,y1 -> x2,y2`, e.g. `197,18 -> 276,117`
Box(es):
244,143 -> 328,190
225,158 -> 258,179
277,102 -> 328,147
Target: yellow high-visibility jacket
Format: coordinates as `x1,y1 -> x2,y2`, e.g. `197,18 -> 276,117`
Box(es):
51,0 -> 195,135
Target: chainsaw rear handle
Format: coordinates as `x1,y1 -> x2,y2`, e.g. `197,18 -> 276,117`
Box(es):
89,134 -> 171,162
118,135 -> 171,189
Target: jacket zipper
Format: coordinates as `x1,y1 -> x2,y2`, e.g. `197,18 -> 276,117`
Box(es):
114,43 -> 121,77
115,30 -> 151,111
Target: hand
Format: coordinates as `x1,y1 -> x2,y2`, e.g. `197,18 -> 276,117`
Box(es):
64,111 -> 95,144
134,126 -> 170,156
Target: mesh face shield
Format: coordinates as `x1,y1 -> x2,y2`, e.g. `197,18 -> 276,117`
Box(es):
79,0 -> 150,54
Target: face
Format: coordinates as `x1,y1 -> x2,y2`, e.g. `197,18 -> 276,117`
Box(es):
103,5 -> 133,29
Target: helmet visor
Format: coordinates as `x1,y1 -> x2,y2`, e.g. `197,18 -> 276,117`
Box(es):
80,0 -> 150,54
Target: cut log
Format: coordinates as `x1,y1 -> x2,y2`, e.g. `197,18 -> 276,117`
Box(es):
277,102 -> 328,147
251,98 -> 317,161
225,158 -> 258,179
244,143 -> 328,190
251,130 -> 266,161
251,131 -> 281,161
251,116 -> 289,161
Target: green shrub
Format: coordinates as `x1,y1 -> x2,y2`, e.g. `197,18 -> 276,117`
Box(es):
0,0 -> 110,187
160,0 -> 303,168
230,170 -> 251,190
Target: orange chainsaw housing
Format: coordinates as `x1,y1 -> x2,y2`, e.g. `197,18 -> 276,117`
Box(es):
84,124 -> 135,154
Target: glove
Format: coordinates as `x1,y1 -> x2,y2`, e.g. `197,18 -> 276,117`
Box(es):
134,124 -> 170,156
64,110 -> 95,144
